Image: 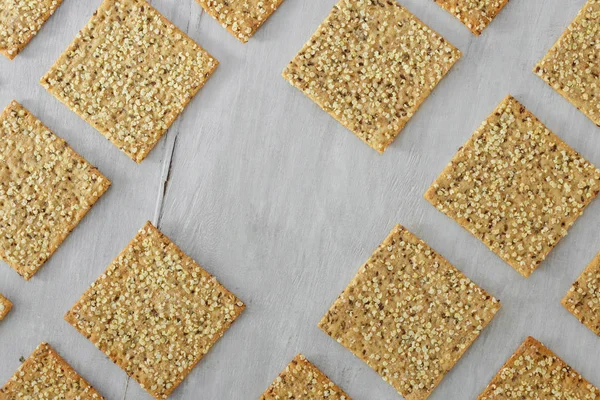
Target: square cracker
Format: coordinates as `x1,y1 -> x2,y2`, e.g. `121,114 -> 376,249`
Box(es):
425,95 -> 600,277
0,293 -> 11,321
65,221 -> 245,399
435,0 -> 510,35
477,337 -> 599,399
196,0 -> 285,43
562,252 -> 600,336
260,354 -> 351,400
0,342 -> 104,398
318,224 -> 501,400
0,0 -> 63,59
41,0 -> 218,163
0,101 -> 111,280
282,0 -> 461,154
535,0 -> 600,128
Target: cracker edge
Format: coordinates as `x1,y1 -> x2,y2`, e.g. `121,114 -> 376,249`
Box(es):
259,354 -> 351,399
561,252 -> 600,336
0,0 -> 65,60
424,94 -> 600,278
533,0 -> 600,128
0,100 -> 112,280
434,0 -> 510,36
476,336 -> 599,399
318,224 -> 501,400
0,342 -> 105,398
195,0 -> 285,43
281,0 -> 462,154
0,294 -> 12,321
40,0 -> 219,163
64,221 -> 245,399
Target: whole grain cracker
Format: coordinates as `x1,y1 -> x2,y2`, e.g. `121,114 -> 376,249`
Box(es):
260,354 -> 351,400
435,0 -> 509,35
535,0 -> 600,128
562,252 -> 600,336
0,0 -> 63,59
425,95 -> 600,277
41,0 -> 218,163
196,0 -> 285,43
319,224 -> 501,400
0,101 -> 111,280
0,293 -> 11,321
65,221 -> 245,399
478,337 -> 599,399
0,343 -> 104,399
282,0 -> 461,154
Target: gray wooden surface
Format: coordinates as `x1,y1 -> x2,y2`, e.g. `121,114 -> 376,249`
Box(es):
1,0 -> 599,399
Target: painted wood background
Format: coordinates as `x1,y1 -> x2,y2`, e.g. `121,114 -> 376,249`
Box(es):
1,0 -> 599,398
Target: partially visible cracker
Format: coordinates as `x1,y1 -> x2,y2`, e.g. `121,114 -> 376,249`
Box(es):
426,96 -> 600,277
283,0 -> 461,154
41,0 -> 218,163
319,225 -> 501,400
562,252 -> 600,336
260,354 -> 351,400
0,293 -> 11,321
477,337 -> 599,399
535,0 -> 600,127
196,0 -> 285,43
0,0 -> 63,59
65,221 -> 245,399
0,343 -> 104,398
435,0 -> 509,35
0,101 -> 111,280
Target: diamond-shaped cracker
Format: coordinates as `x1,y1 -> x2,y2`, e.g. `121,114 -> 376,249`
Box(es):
0,293 -> 11,321
478,337 -> 599,399
41,0 -> 218,163
0,343 -> 104,398
0,101 -> 111,280
65,221 -> 245,399
0,0 -> 63,59
319,225 -> 501,400
260,354 -> 351,400
562,252 -> 600,336
282,0 -> 461,154
435,0 -> 509,35
196,0 -> 285,43
535,0 -> 600,128
425,96 -> 600,277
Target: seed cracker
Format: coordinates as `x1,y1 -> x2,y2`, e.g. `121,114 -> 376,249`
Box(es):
0,293 -> 11,321
196,0 -> 285,43
282,0 -> 461,154
477,336 -> 599,399
260,354 -> 351,400
0,342 -> 104,399
40,0 -> 218,163
65,221 -> 245,399
425,95 -> 600,277
0,101 -> 111,280
534,0 -> 600,128
435,0 -> 509,35
0,0 -> 63,60
562,252 -> 600,336
318,224 -> 501,400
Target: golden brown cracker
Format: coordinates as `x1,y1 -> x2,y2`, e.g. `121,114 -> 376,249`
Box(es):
477,337 -> 599,399
0,293 -> 11,321
435,0 -> 510,35
426,96 -> 600,277
562,252 -> 600,336
41,0 -> 218,163
282,0 -> 461,154
0,101 -> 111,280
319,225 -> 501,400
65,221 -> 245,399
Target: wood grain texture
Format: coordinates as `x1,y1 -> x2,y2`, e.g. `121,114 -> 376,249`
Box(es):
0,0 -> 599,399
